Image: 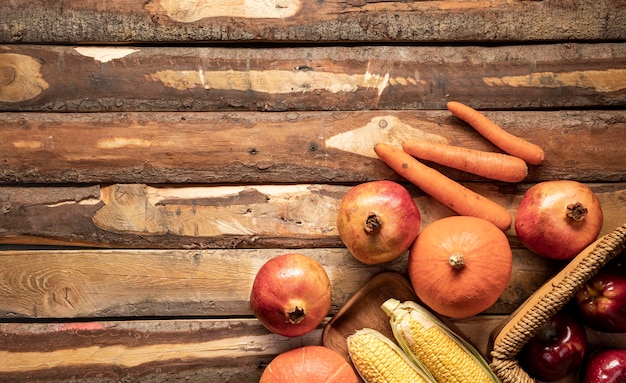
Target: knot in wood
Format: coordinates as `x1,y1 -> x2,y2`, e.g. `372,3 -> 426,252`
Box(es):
113,185 -> 132,204
0,65 -> 16,86
52,284 -> 80,310
0,202 -> 11,213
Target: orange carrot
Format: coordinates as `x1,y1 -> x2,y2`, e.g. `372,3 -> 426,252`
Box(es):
402,139 -> 528,183
446,101 -> 545,165
374,143 -> 512,231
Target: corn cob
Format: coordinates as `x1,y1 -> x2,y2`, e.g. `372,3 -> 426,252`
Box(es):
381,298 -> 500,383
347,328 -> 437,383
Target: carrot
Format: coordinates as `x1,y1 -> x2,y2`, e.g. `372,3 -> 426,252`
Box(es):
446,101 -> 545,165
374,143 -> 512,231
402,139 -> 528,183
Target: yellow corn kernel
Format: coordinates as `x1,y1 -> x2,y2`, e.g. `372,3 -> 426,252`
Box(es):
401,319 -> 492,383
347,328 -> 435,383
382,299 -> 499,383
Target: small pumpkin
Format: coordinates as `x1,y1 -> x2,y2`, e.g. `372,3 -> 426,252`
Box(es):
259,345 -> 358,383
408,216 -> 513,319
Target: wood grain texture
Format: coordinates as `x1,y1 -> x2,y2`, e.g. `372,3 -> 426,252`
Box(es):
1,1 -> 625,381
1,0 -> 624,43
1,316 -> 624,383
1,43 -> 625,112
0,247 -> 565,319
1,110 -> 625,184
1,183 -> 624,249
0,318 -> 323,383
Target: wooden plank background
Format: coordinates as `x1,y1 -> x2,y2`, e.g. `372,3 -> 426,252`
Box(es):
1,0 -> 625,43
1,44 -> 625,112
1,183 -> 625,249
1,110 -> 625,184
1,1 -> 625,382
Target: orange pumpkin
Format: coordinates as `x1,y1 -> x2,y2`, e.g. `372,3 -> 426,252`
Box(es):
260,345 -> 358,383
408,216 -> 513,319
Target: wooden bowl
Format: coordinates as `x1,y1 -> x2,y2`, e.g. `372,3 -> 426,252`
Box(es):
323,271 -> 483,361
322,271 -> 417,360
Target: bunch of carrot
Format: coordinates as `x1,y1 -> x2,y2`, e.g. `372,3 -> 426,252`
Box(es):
374,101 -> 545,231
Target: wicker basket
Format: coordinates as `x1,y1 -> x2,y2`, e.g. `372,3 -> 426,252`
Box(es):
489,223 -> 626,383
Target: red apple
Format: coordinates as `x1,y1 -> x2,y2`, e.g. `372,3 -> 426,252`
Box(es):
519,309 -> 588,382
580,348 -> 626,383
575,262 -> 626,333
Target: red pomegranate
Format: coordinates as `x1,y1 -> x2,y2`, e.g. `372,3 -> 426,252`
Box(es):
337,180 -> 421,265
515,180 -> 603,260
250,253 -> 331,337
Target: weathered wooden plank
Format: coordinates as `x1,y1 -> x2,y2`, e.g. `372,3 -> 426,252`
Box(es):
1,43 -> 625,112
0,318 -> 323,383
0,230 -> 613,319
1,183 -> 624,249
1,0 -> 624,44
0,248 -> 402,318
1,110 -> 625,184
1,316 -> 624,383
0,246 -> 561,319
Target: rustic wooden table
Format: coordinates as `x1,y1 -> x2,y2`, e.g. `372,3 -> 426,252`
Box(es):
1,1 -> 625,382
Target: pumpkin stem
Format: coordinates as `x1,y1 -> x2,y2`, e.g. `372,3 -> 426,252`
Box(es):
284,306 -> 306,324
364,211 -> 382,234
448,252 -> 466,270
566,202 -> 588,222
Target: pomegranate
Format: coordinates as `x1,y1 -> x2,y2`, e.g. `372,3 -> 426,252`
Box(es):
515,180 -> 603,261
337,180 -> 421,265
250,253 -> 331,337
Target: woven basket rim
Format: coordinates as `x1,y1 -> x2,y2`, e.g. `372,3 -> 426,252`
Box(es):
489,223 -> 626,383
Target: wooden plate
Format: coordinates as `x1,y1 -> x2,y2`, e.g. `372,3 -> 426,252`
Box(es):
323,270 -> 486,362
321,271 -> 418,359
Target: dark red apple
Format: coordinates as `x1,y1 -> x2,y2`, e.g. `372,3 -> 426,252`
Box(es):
575,263 -> 626,333
580,348 -> 626,383
519,309 -> 588,382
